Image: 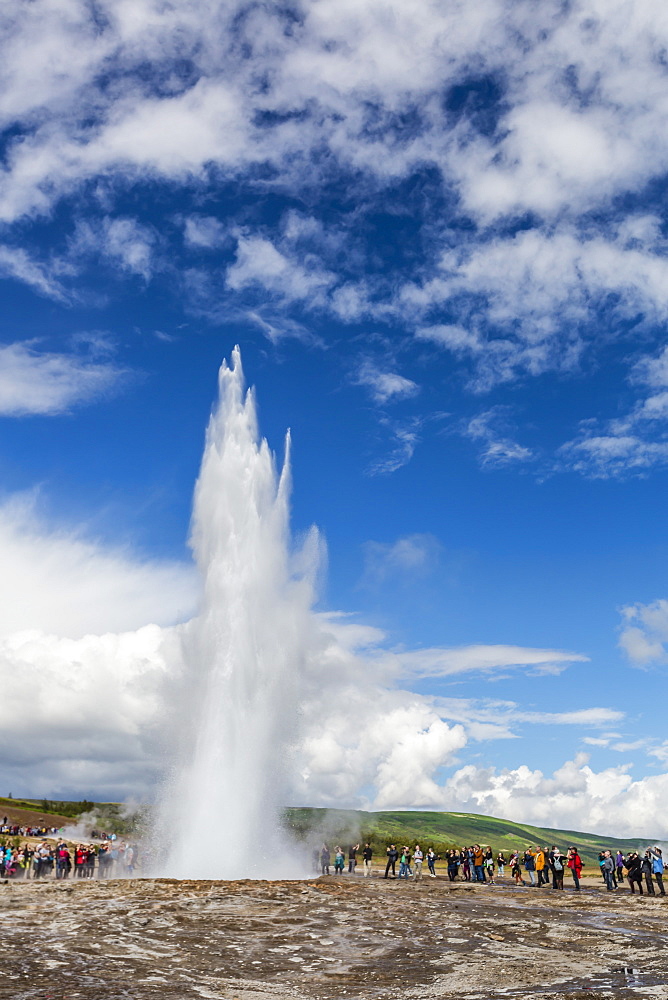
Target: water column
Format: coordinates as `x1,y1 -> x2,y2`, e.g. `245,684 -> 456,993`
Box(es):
159,348 -> 318,879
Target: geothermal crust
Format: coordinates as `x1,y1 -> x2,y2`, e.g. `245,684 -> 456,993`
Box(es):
1,875 -> 667,1000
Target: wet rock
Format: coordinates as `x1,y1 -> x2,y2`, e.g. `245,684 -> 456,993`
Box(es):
1,877 -> 667,999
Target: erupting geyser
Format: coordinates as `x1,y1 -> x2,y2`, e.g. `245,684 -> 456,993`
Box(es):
156,348 -> 319,879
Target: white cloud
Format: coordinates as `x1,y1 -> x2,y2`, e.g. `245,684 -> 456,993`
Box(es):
438,754 -> 668,840
557,344 -> 668,477
183,215 -> 229,249
465,408 -> 534,468
558,433 -> 668,479
367,417 -> 423,475
0,246 -> 68,301
0,624 -> 177,799
0,340 -> 126,416
0,492 -> 196,639
0,566 -> 651,832
648,742 -> 668,764
226,235 -> 335,304
71,217 -> 156,280
362,533 -> 441,585
619,599 -> 668,667
402,224 -> 668,391
4,0 -> 668,436
416,324 -> 482,354
353,361 -> 420,404
394,644 -> 588,679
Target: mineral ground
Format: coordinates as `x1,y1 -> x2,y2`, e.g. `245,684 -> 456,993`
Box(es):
1,876 -> 667,1000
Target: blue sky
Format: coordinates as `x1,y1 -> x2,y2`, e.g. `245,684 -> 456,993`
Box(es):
1,0 -> 668,835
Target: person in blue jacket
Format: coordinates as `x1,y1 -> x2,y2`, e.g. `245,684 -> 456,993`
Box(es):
650,847 -> 666,896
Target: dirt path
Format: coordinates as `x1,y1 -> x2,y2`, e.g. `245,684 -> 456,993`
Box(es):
1,875 -> 666,999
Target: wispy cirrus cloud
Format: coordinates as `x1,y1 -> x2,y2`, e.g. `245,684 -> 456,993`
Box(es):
353,360 -> 419,405
558,343 -> 668,478
0,340 -> 127,417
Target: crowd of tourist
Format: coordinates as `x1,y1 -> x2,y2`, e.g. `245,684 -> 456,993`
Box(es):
0,840 -> 139,879
1,825 -> 664,894
1,818 -> 59,838
313,842 -> 666,895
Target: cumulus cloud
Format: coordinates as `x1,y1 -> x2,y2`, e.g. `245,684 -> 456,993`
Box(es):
619,599 -> 668,667
0,493 -> 196,639
183,215 -> 229,249
0,340 -> 126,416
0,625 -> 178,800
3,0 -> 668,492
439,755 -> 668,840
70,217 -> 156,280
226,235 -> 336,305
0,555 -> 662,836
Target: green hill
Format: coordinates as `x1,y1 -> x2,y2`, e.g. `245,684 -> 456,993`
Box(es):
283,807 -> 652,868
0,797 -> 140,835
1,798 -> 652,869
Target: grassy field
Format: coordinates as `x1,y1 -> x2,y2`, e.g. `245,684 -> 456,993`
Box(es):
0,797 -> 140,835
284,807 -> 653,868
0,798 -> 653,868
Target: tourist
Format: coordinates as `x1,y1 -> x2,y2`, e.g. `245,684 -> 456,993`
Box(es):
615,849 -> 625,884
535,846 -> 546,886
641,851 -> 655,895
447,849 -> 459,881
551,847 -> 565,890
484,849 -> 495,884
362,842 -> 373,877
348,844 -> 359,875
334,846 -> 345,874
56,843 -> 71,880
398,847 -> 409,880
597,852 -> 606,883
413,844 -> 423,880
510,851 -> 523,885
601,851 -> 616,892
384,844 -> 398,879
496,851 -> 506,876
74,845 -> 86,878
624,852 -> 643,894
108,842 -> 119,874
33,842 -> 52,878
650,847 -> 665,896
473,844 -> 485,882
427,848 -> 436,878
523,848 -> 536,886
566,847 -> 582,891
98,843 -> 111,878
320,844 -> 331,875
125,844 -> 136,876
85,845 -> 96,878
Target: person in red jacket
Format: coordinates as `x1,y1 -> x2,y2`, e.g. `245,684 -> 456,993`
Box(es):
567,847 -> 583,891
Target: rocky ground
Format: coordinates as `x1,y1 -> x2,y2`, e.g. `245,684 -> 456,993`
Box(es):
0,875 -> 666,1000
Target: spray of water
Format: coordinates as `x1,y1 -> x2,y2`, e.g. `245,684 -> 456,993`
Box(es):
156,348 -> 320,879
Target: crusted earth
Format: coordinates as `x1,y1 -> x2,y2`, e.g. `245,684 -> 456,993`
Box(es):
1,876 -> 667,999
